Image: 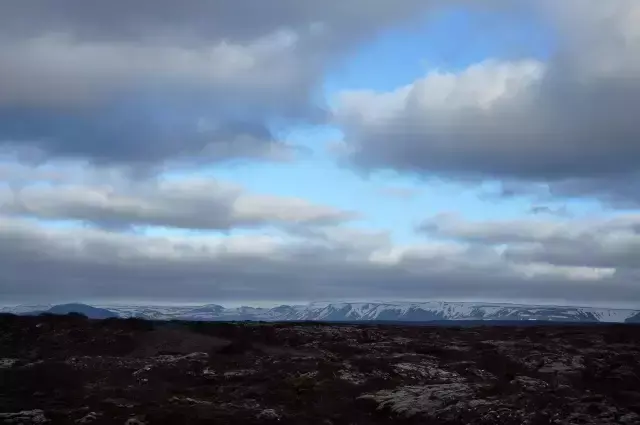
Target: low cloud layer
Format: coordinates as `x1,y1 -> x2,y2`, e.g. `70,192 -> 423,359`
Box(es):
419,212 -> 640,275
2,214 -> 636,306
1,166 -> 637,305
0,166 -> 357,230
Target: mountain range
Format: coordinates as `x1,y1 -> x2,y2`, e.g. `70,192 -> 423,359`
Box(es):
0,303 -> 118,319
3,301 -> 640,323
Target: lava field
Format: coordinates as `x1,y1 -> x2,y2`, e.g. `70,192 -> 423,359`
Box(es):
1,314 -> 640,424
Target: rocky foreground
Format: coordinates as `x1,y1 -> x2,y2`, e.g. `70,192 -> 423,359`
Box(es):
1,314 -> 640,424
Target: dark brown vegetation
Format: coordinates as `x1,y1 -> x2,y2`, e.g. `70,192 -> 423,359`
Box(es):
1,313 -> 640,424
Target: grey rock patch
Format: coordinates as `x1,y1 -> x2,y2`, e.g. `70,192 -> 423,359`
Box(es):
513,375 -> 549,391
0,410 -> 48,424
0,358 -> 18,369
257,409 -> 281,421
75,412 -> 99,424
358,383 -> 478,418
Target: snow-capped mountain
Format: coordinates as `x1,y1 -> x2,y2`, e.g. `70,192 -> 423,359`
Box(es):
5,301 -> 639,323
87,301 -> 640,323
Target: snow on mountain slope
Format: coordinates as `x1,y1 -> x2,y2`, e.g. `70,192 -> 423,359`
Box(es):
586,308 -> 638,323
3,301 -> 638,323
84,301 -> 640,323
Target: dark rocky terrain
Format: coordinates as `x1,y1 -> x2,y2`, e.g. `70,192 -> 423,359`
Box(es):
1,313 -> 640,424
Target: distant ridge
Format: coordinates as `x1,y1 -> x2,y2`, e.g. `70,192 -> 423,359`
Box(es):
5,301 -> 639,323
47,303 -> 118,319
3,301 -> 633,323
4,303 -> 118,319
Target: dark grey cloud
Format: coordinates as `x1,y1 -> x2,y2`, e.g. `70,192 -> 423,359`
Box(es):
0,30 -> 317,165
1,215 -> 635,306
0,102 -> 297,166
0,0 -> 438,167
336,0 -> 640,206
547,176 -> 640,210
529,205 -> 570,217
479,176 -> 640,211
0,0 -> 431,43
419,212 -> 640,273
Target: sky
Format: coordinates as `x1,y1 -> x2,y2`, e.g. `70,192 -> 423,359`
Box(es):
1,0 -> 640,308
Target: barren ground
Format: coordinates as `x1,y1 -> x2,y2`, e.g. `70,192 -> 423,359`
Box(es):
1,314 -> 640,424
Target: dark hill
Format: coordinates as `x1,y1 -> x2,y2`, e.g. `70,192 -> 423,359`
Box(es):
45,303 -> 117,319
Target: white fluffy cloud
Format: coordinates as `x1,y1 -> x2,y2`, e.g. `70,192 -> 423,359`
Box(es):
336,0 -> 640,205
0,164 -> 357,230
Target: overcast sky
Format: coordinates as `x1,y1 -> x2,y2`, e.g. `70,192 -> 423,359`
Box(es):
2,1 -> 640,308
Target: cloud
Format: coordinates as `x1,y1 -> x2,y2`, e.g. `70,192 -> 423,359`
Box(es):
377,186 -> 422,200
336,0 -> 640,206
0,1 -> 432,43
419,212 -> 640,271
1,214 -> 634,305
545,177 -> 640,210
0,31 -> 312,166
0,165 -> 358,230
529,205 -> 570,217
478,177 -> 640,211
0,0 -> 439,167
0,31 -> 304,107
